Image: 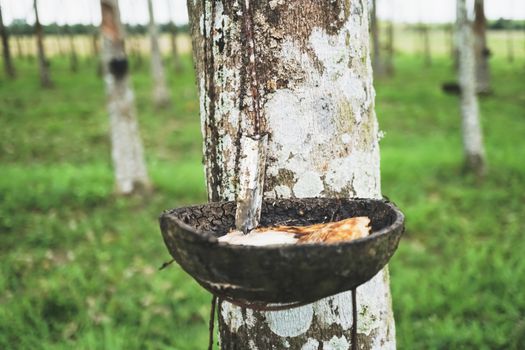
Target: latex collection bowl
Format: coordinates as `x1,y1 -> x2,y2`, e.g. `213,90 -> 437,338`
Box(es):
159,197 -> 404,308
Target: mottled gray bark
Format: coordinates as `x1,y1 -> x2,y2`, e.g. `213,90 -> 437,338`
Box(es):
100,0 -> 151,195
33,0 -> 52,87
473,0 -> 490,93
371,0 -> 384,76
0,3 -> 15,78
457,0 -> 486,177
187,0 -> 395,348
147,0 -> 171,107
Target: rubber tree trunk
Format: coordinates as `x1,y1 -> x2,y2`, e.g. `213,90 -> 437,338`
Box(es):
473,0 -> 490,93
100,0 -> 151,195
456,0 -> 486,177
385,20 -> 394,76
448,24 -> 456,67
0,3 -> 15,78
147,0 -> 170,107
506,29 -> 514,63
166,0 -> 182,72
68,30 -> 78,72
15,35 -> 23,59
371,0 -> 384,76
33,0 -> 52,87
187,1 -> 396,348
92,31 -> 103,76
422,26 -> 431,67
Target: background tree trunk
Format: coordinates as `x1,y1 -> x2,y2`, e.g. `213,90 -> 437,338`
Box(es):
506,29 -> 514,63
371,0 -> 384,77
33,0 -> 52,87
457,0 -> 486,177
67,30 -> 78,73
92,31 -> 103,76
473,0 -> 490,93
187,1 -> 395,348
15,34 -> 23,59
100,0 -> 151,195
0,3 -> 15,78
147,0 -> 170,107
129,35 -> 143,69
166,0 -> 182,72
385,20 -> 394,76
422,25 -> 431,67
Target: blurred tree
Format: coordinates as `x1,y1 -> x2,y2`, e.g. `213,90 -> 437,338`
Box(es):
506,27 -> 514,63
422,25 -> 431,67
147,0 -> 170,107
187,0 -> 395,348
165,0 -> 182,72
129,34 -> 143,69
100,0 -> 151,195
0,2 -> 16,78
385,20 -> 395,76
473,0 -> 491,93
33,0 -> 52,87
371,0 -> 385,76
457,0 -> 486,177
65,26 -> 78,72
448,23 -> 458,68
14,33 -> 23,59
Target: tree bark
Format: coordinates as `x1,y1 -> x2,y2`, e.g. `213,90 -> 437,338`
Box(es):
371,0 -> 384,77
100,0 -> 151,195
0,4 -> 15,78
187,0 -> 395,348
473,0 -> 490,93
33,0 -> 52,87
457,0 -> 486,177
147,0 -> 170,107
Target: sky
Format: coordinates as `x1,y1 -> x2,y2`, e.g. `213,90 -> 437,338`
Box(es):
1,0 -> 524,26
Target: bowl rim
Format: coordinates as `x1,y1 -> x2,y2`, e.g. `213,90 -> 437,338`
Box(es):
161,197 -> 405,251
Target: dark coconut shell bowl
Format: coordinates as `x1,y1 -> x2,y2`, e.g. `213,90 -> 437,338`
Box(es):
159,198 -> 404,308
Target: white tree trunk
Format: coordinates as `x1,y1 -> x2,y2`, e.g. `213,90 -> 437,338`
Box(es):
457,0 -> 486,177
147,0 -> 171,107
100,0 -> 151,195
187,0 -> 395,348
473,0 -> 490,93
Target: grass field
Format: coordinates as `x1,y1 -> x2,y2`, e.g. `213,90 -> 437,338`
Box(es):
1,46 -> 524,349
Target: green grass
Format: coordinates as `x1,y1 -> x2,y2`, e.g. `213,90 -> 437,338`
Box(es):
1,50 -> 524,349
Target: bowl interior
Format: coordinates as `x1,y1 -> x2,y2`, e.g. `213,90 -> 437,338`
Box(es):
170,198 -> 399,243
